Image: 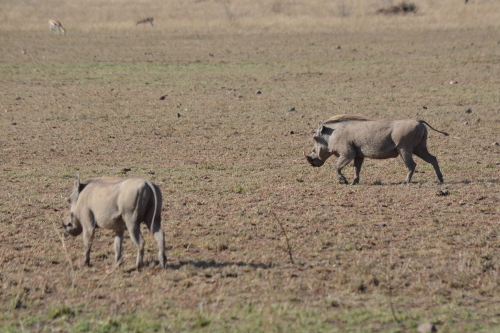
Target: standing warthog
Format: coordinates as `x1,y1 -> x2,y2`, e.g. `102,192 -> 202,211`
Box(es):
305,115 -> 449,185
63,176 -> 166,269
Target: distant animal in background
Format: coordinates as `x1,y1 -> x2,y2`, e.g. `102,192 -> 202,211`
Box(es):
49,19 -> 66,35
136,17 -> 154,27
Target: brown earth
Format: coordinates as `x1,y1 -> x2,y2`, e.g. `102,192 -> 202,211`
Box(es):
1,1 -> 500,332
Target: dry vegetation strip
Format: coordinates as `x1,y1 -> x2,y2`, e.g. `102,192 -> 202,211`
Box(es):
1,0 -> 500,332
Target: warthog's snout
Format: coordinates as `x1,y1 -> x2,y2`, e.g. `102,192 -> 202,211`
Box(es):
305,153 -> 324,167
63,219 -> 83,236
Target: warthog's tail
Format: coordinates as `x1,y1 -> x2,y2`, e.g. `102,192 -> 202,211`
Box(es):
146,181 -> 160,234
419,120 -> 449,136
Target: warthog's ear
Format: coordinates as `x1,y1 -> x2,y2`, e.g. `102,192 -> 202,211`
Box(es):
74,174 -> 80,188
313,121 -> 324,139
74,174 -> 86,193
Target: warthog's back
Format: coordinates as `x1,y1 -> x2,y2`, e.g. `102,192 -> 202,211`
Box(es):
326,118 -> 425,149
324,114 -> 370,124
77,178 -> 157,231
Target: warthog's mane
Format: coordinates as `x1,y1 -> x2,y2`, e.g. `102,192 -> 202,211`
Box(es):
323,115 -> 370,124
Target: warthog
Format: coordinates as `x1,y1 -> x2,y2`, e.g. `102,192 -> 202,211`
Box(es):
306,115 -> 449,185
63,176 -> 166,269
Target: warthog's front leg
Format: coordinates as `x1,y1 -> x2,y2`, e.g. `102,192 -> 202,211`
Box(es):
114,231 -> 124,265
351,156 -> 364,185
334,155 -> 353,185
82,228 -> 95,266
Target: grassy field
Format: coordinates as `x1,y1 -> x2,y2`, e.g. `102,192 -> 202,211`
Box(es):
1,0 -> 500,332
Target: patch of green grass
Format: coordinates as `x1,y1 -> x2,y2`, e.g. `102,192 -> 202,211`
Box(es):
48,305 -> 76,320
193,315 -> 211,328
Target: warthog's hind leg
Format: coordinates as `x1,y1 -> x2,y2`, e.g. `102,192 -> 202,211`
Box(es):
414,145 -> 444,183
398,149 -> 417,184
114,231 -> 124,265
129,225 -> 145,270
153,228 -> 166,268
334,155 -> 353,185
145,207 -> 167,269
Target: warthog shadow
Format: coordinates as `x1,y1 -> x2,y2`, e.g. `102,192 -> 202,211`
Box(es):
369,177 -> 498,186
393,179 -> 498,186
168,260 -> 271,270
123,259 -> 272,272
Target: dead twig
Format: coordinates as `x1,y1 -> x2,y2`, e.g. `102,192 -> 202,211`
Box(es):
85,256 -> 127,311
270,211 -> 295,264
12,264 -> 26,309
52,220 -> 77,289
387,245 -> 405,331
106,256 -> 126,275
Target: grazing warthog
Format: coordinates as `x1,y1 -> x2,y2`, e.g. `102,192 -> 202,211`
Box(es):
306,115 -> 449,185
63,176 -> 166,269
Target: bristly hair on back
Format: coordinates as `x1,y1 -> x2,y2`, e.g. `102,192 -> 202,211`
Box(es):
323,115 -> 370,124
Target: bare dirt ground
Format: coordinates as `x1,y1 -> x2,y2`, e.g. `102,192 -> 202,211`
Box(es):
1,1 -> 499,332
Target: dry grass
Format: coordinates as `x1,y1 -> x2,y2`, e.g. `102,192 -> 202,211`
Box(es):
1,0 -> 500,34
1,0 -> 500,331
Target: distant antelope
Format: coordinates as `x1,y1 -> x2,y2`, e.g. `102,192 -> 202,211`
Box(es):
136,17 -> 154,27
49,19 -> 66,35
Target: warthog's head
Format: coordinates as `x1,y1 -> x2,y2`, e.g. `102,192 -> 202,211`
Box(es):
62,175 -> 86,236
305,122 -> 333,167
